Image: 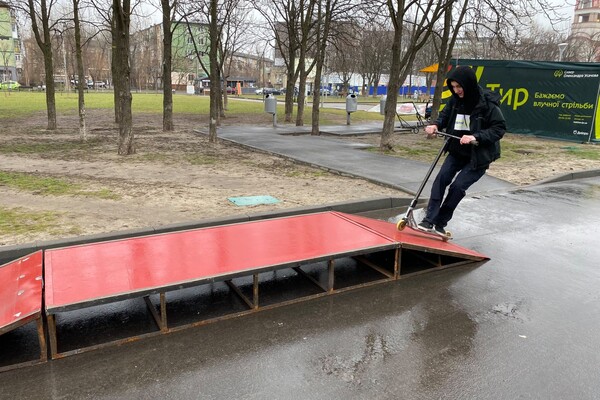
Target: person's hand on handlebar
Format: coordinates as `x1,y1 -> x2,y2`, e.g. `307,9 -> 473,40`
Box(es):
460,134 -> 476,145
425,124 -> 438,137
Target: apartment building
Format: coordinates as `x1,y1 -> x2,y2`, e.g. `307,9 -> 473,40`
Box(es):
0,1 -> 22,82
570,0 -> 600,61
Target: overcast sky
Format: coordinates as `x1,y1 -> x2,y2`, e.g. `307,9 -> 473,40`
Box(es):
536,0 -> 576,33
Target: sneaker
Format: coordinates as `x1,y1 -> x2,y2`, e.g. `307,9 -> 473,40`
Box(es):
417,221 -> 433,231
434,225 -> 446,235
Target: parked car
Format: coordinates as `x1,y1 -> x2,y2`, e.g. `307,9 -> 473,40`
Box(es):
281,87 -> 299,95
225,87 -> 236,95
0,80 -> 20,90
256,87 -> 282,96
264,88 -> 282,95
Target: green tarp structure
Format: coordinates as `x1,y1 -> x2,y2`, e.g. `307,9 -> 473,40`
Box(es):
443,59 -> 600,142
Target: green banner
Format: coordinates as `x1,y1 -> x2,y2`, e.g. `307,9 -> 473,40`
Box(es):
444,59 -> 600,142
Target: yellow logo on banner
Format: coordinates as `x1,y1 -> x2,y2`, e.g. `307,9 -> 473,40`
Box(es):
554,70 -> 564,78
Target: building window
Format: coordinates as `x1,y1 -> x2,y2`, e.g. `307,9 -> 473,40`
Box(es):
579,14 -> 590,22
579,0 -> 592,9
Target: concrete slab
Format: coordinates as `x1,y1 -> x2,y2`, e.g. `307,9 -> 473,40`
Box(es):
213,124 -> 514,196
2,177 -> 600,399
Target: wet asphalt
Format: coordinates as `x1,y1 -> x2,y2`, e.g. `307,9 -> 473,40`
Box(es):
2,125 -> 600,399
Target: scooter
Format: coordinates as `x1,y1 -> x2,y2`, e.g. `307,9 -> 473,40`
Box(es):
395,131 -> 478,241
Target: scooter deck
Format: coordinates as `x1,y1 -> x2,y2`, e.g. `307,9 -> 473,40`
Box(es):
414,225 -> 452,241
396,218 -> 452,242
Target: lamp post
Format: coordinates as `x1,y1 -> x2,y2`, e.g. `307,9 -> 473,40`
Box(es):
558,42 -> 568,62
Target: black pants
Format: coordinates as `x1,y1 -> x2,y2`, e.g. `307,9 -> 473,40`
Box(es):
423,153 -> 486,228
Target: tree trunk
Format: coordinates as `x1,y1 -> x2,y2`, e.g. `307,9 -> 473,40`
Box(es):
208,0 -> 219,143
431,1 -> 467,122
380,28 -> 403,151
27,0 -> 56,130
372,78 -> 380,98
42,46 -> 57,130
161,0 -> 174,131
311,0 -> 330,136
295,61 -> 308,126
111,19 -> 121,124
73,0 -> 87,141
311,65 -> 322,134
284,72 -> 295,121
284,65 -> 296,122
114,0 -> 134,155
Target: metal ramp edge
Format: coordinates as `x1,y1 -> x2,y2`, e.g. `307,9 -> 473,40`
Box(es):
332,211 -> 489,261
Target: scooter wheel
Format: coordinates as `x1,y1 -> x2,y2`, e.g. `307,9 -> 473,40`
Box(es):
445,231 -> 452,238
396,219 -> 407,231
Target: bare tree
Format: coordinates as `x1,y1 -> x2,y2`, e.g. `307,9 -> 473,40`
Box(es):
161,0 -> 176,131
426,0 -> 569,122
311,0 -> 356,135
428,0 -> 467,123
0,40 -> 13,82
293,0 -> 317,126
180,0 -> 237,141
380,0 -> 451,150
112,0 -> 134,154
329,43 -> 356,96
16,0 -> 59,129
253,0 -> 301,123
513,23 -> 565,61
356,25 -> 392,98
207,0 -> 219,142
72,0 -> 87,141
566,31 -> 600,62
219,0 -> 252,113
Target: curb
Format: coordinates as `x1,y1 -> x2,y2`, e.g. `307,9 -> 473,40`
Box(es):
531,168 -> 600,185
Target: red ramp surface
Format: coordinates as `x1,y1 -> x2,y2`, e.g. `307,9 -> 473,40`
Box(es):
0,251 -> 43,333
45,212 -> 398,312
0,251 -> 46,371
43,211 -> 487,359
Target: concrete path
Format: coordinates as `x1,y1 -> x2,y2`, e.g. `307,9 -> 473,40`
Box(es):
213,124 -> 514,196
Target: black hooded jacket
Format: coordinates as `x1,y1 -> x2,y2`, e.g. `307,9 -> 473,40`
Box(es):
435,66 -> 506,170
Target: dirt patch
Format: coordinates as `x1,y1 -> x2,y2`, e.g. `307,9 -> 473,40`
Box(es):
0,110 -> 404,246
1,109 -> 599,247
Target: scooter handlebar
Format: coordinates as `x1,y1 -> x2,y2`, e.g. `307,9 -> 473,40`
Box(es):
434,131 -> 479,146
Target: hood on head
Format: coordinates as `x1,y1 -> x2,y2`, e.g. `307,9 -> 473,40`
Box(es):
446,66 -> 480,112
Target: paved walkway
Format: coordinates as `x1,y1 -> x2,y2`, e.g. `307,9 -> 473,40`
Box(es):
213,123 -> 514,196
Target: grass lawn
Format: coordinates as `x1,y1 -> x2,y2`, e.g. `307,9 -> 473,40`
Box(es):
2,91 -> 598,164
0,91 -> 391,124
